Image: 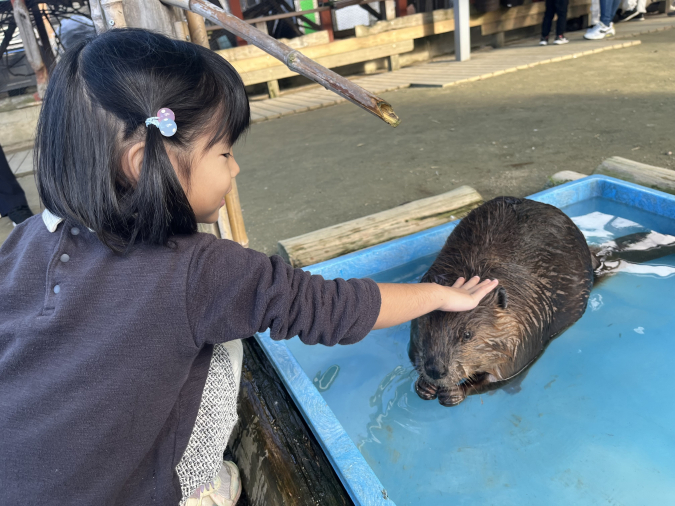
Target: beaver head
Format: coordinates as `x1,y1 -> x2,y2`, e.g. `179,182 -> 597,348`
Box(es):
409,285 -> 526,404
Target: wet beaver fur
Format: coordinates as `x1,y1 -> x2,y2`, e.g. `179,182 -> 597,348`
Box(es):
409,196 -> 596,407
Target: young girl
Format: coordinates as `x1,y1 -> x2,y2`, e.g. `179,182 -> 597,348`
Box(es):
0,29 -> 498,506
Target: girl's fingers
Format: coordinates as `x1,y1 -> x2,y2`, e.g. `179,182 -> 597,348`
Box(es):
462,275 -> 482,290
452,277 -> 466,288
471,279 -> 499,299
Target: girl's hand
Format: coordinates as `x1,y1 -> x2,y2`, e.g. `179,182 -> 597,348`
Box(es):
373,277 -> 499,330
436,276 -> 499,312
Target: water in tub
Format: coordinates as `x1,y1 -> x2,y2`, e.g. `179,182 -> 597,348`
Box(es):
286,197 -> 675,505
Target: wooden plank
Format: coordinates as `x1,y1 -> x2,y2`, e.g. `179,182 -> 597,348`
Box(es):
593,157 -> 675,194
278,185 -> 483,268
239,40 -> 414,86
231,33 -> 414,74
218,30 -> 330,62
229,337 -> 353,506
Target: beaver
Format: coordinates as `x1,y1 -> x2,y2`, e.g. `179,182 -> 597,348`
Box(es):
409,196 -> 597,407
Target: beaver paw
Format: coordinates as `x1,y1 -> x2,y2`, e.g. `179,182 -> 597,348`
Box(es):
414,376 -> 439,400
437,385 -> 466,407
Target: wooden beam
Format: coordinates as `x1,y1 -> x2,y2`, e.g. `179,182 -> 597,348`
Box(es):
186,9 -> 211,45
11,0 -> 48,98
593,157 -> 675,195
100,0 -> 127,28
278,185 -> 483,268
229,337 -> 352,506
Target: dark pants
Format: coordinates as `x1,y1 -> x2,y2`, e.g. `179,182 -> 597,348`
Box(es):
542,0 -> 570,37
0,145 -> 29,216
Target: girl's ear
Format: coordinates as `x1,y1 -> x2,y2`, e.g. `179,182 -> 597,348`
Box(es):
122,141 -> 146,183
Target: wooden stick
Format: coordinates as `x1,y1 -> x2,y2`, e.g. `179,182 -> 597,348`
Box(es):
224,178 -> 249,247
161,0 -> 400,127
185,9 -> 246,245
278,186 -> 484,268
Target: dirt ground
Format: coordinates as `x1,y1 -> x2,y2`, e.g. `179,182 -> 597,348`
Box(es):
2,29 -> 674,252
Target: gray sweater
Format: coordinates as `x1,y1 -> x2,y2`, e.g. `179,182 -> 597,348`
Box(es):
0,211 -> 381,505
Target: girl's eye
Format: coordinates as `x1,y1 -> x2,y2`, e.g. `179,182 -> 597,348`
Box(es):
462,331 -> 473,342
222,153 -> 231,159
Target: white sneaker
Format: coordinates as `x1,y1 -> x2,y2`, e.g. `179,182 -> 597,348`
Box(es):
584,22 -> 615,39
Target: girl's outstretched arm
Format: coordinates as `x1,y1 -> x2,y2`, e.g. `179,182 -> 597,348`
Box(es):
373,276 -> 499,330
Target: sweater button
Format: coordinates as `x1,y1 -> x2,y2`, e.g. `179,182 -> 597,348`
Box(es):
70,227 -> 80,236
60,254 -> 70,263
53,285 -> 61,294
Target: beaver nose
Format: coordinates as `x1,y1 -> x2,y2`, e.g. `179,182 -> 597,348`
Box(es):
424,358 -> 448,380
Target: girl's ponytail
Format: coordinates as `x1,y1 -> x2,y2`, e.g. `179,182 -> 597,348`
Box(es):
127,123 -> 196,249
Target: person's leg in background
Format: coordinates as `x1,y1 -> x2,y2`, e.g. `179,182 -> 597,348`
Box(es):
554,0 -> 571,43
585,0 -> 619,38
541,0 -> 558,44
0,145 -> 33,226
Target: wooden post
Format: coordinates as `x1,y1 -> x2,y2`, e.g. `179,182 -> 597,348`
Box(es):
225,178 -> 249,247
89,0 -> 108,33
11,0 -> 48,98
186,9 -> 210,45
395,0 -> 407,17
319,8 -> 334,41
228,0 -> 248,46
454,0 -> 470,61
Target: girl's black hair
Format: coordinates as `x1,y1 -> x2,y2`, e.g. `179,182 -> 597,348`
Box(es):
36,28 -> 250,253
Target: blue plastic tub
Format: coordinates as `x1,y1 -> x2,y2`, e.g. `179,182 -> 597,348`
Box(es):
255,175 -> 675,506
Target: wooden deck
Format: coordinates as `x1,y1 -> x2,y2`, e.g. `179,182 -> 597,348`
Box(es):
248,13 -> 675,123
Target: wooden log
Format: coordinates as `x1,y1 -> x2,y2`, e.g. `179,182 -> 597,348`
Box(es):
162,0 -> 400,127
278,185 -> 483,268
229,337 -> 353,506
549,170 -> 587,185
593,157 -> 675,195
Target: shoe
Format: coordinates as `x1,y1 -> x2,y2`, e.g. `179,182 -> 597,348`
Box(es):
7,205 -> 33,226
631,13 -> 645,21
553,35 -> 569,44
617,8 -> 640,21
185,460 -> 241,506
539,37 -> 548,46
584,22 -> 615,39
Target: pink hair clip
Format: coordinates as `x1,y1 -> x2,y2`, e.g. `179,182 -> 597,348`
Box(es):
145,108 -> 177,137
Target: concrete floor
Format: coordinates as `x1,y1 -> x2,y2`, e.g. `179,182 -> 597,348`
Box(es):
2,27 -> 674,253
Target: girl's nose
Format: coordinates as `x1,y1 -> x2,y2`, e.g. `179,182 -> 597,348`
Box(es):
230,157 -> 241,178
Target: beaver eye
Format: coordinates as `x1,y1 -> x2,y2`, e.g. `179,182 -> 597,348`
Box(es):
462,331 -> 473,342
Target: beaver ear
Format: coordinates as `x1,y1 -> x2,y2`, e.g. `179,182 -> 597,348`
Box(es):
496,287 -> 508,309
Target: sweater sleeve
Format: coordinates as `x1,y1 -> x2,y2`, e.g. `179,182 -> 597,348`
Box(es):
185,236 -> 381,347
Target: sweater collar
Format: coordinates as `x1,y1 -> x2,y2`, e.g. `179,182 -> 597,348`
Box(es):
42,209 -> 64,233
